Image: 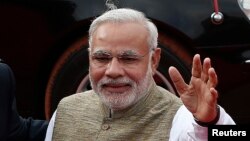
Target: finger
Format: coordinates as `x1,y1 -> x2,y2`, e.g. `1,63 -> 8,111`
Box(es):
192,54 -> 202,78
168,66 -> 188,95
208,67 -> 218,88
201,57 -> 211,82
210,87 -> 218,103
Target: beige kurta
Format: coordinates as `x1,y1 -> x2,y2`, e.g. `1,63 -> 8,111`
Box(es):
52,83 -> 182,141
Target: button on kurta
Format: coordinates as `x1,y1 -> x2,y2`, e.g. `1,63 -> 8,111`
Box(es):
102,124 -> 110,130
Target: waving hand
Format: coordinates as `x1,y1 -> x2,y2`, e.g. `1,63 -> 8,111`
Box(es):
168,54 -> 218,122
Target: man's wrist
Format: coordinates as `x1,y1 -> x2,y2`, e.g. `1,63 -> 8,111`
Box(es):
194,105 -> 220,127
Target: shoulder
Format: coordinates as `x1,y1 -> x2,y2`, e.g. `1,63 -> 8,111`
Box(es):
0,60 -> 14,81
153,86 -> 183,116
149,85 -> 183,117
57,90 -> 99,109
0,60 -> 11,75
60,90 -> 97,102
155,85 -> 183,107
55,90 -> 101,119
0,61 -> 15,94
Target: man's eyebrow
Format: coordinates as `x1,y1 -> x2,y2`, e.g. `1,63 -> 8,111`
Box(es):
119,50 -> 138,56
92,50 -> 111,55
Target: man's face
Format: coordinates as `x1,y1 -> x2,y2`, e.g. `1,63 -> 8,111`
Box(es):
89,22 -> 159,110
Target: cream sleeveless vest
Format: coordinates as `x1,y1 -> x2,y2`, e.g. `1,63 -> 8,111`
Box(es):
52,84 -> 182,141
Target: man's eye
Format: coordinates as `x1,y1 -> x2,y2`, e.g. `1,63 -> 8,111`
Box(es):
94,57 -> 111,62
120,57 -> 138,63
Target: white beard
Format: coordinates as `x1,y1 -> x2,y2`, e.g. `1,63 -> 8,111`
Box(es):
89,65 -> 153,111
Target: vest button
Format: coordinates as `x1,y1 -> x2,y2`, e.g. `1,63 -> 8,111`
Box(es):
102,124 -> 110,130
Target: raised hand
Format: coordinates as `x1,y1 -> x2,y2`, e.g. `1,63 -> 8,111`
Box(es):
168,54 -> 218,122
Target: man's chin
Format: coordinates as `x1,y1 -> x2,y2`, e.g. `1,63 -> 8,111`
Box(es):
100,91 -> 129,100
99,91 -> 136,110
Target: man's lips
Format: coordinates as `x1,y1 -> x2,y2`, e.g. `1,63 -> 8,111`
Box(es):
102,83 -> 131,93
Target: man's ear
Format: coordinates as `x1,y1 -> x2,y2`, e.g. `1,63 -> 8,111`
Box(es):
151,48 -> 161,75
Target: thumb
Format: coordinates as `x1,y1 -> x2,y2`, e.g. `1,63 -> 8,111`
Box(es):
168,66 -> 188,95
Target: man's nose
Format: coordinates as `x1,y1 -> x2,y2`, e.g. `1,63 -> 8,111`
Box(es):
105,58 -> 125,78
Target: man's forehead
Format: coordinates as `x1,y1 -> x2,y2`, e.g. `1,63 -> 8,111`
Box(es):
92,22 -> 149,42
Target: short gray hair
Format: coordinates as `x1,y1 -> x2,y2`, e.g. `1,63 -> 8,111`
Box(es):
88,8 -> 158,50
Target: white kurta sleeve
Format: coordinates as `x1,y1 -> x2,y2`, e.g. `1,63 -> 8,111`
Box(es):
44,110 -> 57,141
169,105 -> 235,141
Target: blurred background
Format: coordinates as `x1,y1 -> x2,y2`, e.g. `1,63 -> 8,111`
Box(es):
0,0 -> 250,124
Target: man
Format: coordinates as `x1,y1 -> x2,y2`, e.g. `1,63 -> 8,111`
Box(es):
45,8 -> 235,140
0,60 -> 48,141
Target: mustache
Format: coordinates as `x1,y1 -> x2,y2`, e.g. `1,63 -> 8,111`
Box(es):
98,77 -> 134,86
